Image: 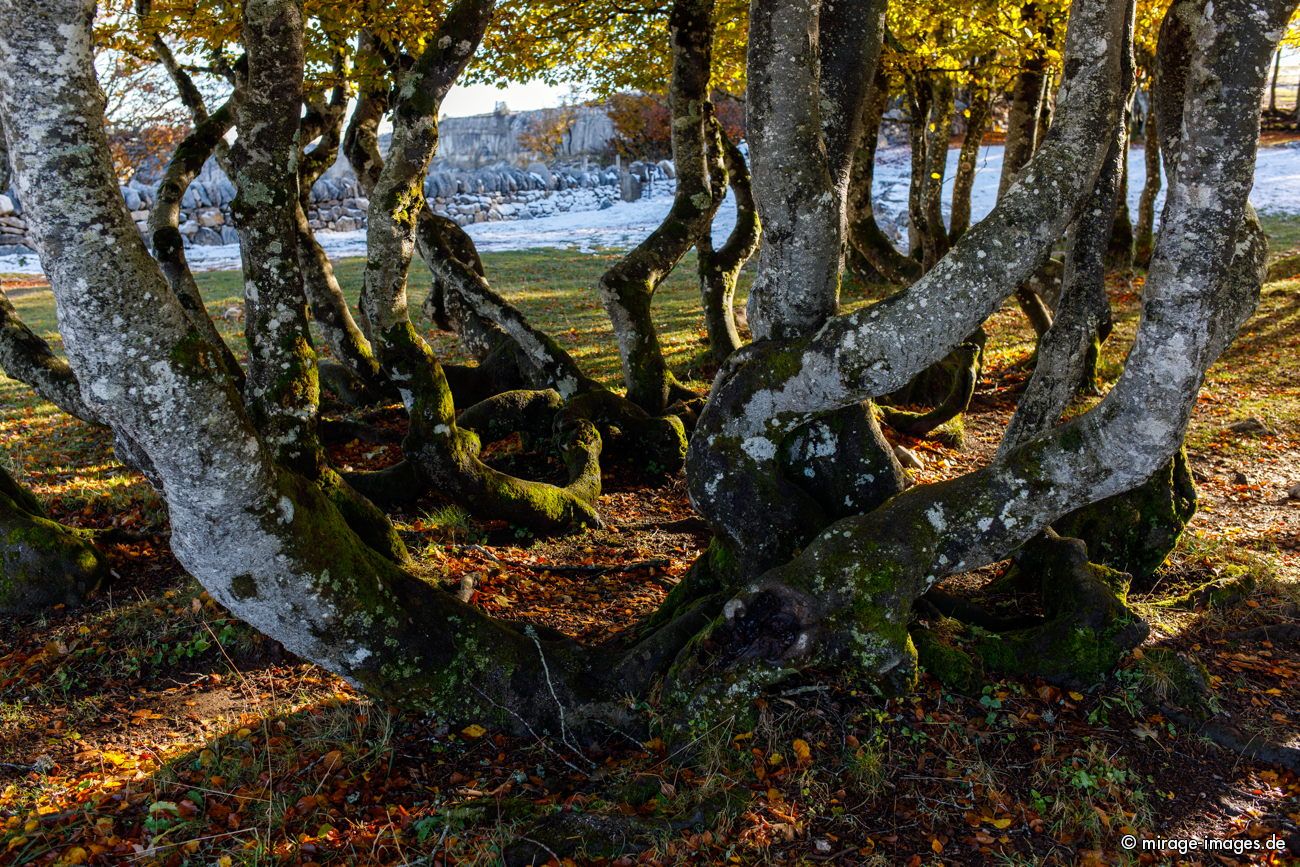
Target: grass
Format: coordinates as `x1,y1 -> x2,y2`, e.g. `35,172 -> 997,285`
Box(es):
0,222 -> 1297,865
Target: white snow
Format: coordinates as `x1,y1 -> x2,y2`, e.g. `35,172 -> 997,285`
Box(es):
4,142 -> 1300,276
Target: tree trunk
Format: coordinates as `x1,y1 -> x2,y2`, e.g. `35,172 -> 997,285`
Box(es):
0,287 -> 101,424
145,87 -> 247,391
1133,97 -> 1161,268
0,0 -> 1285,740
229,0 -> 321,476
358,0 -> 606,530
847,69 -> 922,284
697,124 -> 759,366
295,79 -> 388,403
1105,112 -> 1134,268
0,119 -> 9,192
949,85 -> 992,242
1270,47 -> 1281,114
597,0 -> 717,413
920,76 -> 954,271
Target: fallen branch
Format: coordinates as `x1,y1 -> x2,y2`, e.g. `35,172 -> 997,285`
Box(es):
1224,623 -> 1300,643
1161,705 -> 1300,775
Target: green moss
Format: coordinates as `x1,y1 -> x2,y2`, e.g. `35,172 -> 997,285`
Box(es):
1055,449 -> 1196,585
229,573 -> 259,601
911,623 -> 980,692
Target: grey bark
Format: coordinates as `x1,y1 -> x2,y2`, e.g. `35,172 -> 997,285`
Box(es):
146,90 -> 247,388
999,2 -> 1135,454
675,0 -> 1287,709
743,0 -> 887,340
689,0 -> 1133,571
230,0 -> 320,475
0,288 -> 101,424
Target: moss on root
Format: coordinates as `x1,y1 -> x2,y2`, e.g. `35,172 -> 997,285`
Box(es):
1054,449 -> 1196,588
1,489 -> 104,615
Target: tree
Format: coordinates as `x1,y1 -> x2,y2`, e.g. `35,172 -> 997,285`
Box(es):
0,0 -> 1288,743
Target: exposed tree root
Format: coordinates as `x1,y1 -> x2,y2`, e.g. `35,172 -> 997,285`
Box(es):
1,466 -> 105,614
1054,449 -> 1196,589
913,535 -> 1149,689
1163,707 -> 1300,774
879,333 -> 985,440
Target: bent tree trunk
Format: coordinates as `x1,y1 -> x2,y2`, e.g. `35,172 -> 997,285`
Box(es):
358,0 -> 612,530
697,125 -> 760,367
294,80 -> 388,404
144,72 -> 247,390
847,69 -> 922,285
0,0 -> 1286,742
1,464 -> 103,614
1134,97 -> 1161,267
597,0 -> 718,413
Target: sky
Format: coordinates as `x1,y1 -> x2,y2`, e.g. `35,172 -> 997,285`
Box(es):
439,81 -> 583,119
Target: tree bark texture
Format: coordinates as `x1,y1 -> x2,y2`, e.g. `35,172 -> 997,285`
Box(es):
0,0 -> 1287,740
597,0 -> 718,413
847,69 -> 922,284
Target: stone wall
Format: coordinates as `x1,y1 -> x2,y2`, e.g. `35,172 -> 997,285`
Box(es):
0,156 -> 674,257
436,104 -> 617,167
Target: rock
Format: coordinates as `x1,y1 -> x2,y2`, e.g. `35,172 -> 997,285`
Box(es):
130,209 -> 150,222
193,226 -> 223,246
657,159 -> 676,179
1225,416 -> 1275,437
619,172 -> 643,202
1231,471 -> 1251,486
0,244 -> 36,258
893,444 -> 924,470
334,216 -> 359,232
220,226 -> 239,245
123,188 -> 142,211
1287,482 -> 1300,500
179,220 -> 199,236
0,194 -> 15,216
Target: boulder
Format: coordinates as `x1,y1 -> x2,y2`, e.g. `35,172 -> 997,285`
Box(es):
193,227 -> 223,246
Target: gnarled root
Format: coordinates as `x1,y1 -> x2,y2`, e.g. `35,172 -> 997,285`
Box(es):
879,332 -> 985,442
913,534 -> 1148,689
1,468 -> 105,614
1054,449 -> 1196,589
561,389 -> 689,477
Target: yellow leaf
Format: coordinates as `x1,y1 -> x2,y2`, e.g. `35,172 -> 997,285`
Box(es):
931,837 -> 944,853
990,817 -> 1012,829
235,727 -> 252,739
930,172 -> 942,179
60,846 -> 89,865
461,724 -> 486,739
792,738 -> 812,764
1068,691 -> 1084,701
